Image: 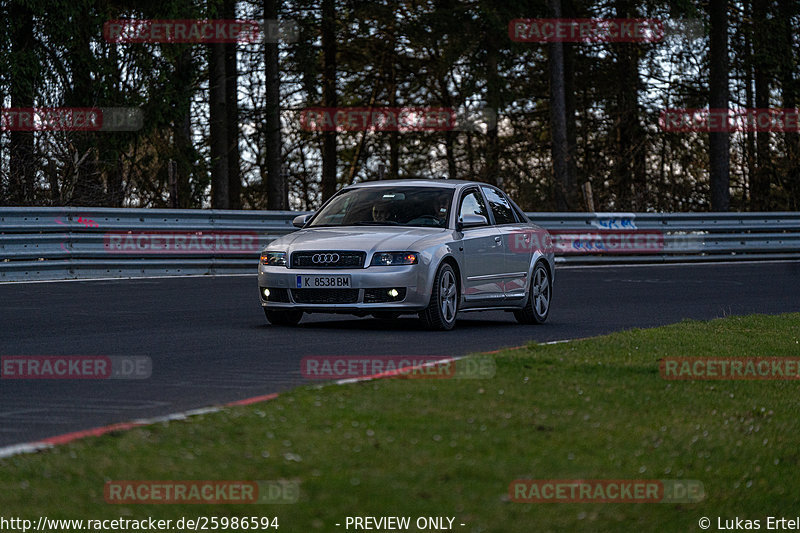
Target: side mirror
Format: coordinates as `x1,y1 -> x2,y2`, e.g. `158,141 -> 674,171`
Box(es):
292,214 -> 312,228
456,214 -> 488,231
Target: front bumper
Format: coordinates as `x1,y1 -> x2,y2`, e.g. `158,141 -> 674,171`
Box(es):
257,264 -> 431,311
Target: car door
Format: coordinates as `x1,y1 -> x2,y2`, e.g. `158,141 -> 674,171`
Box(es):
456,187 -> 505,302
481,186 -> 532,300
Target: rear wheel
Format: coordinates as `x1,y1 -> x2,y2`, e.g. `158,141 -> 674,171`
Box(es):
419,263 -> 458,331
264,308 -> 303,326
514,262 -> 551,324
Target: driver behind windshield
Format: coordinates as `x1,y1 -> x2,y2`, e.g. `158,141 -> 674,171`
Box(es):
433,193 -> 450,225
371,201 -> 393,222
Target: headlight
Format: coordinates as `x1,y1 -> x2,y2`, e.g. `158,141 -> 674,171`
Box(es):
370,252 -> 418,266
260,251 -> 287,266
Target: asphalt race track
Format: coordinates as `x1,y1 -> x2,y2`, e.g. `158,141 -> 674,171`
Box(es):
1,261 -> 798,447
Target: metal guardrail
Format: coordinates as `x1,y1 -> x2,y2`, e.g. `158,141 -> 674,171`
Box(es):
531,212 -> 800,264
1,208 -> 799,281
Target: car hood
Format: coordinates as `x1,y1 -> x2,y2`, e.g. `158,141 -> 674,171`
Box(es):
266,226 -> 445,253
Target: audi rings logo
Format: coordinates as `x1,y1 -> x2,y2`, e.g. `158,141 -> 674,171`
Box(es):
312,253 -> 340,264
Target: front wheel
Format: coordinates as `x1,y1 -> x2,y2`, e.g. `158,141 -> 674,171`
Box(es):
264,308 -> 303,326
514,262 -> 552,324
419,263 -> 458,331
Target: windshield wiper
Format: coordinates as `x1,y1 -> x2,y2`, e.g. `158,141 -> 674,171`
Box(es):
353,221 -> 401,226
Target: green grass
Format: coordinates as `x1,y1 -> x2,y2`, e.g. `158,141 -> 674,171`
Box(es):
2,314 -> 800,532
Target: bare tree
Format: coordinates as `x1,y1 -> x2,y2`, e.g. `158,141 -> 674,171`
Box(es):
320,0 -> 337,201
8,1 -> 36,205
210,39 -> 229,209
265,0 -> 286,208
709,0 -> 730,211
547,0 -> 576,210
750,0 -> 771,210
225,0 -> 241,209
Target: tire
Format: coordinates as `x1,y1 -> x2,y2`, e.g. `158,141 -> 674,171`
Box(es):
514,262 -> 552,325
264,308 -> 303,326
419,263 -> 459,331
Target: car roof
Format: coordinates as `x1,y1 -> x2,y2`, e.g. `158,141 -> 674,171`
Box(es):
345,179 -> 492,189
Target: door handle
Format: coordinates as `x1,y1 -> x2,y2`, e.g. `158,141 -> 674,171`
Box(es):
494,236 -> 502,244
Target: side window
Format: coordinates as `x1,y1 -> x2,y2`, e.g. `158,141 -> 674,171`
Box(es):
511,202 -> 527,222
459,190 -> 489,224
482,186 -> 516,225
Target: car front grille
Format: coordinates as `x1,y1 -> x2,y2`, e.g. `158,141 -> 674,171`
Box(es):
291,251 -> 365,269
291,288 -> 360,304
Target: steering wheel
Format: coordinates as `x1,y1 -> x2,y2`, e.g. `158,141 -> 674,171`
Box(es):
414,215 -> 443,225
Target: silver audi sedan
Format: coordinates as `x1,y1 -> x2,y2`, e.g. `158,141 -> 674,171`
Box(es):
258,179 -> 554,330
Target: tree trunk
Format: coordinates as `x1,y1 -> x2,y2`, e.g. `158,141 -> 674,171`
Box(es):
779,0 -> 799,209
485,26 -> 500,186
264,0 -> 286,209
387,21 -> 399,180
548,0 -> 570,210
8,1 -> 37,205
612,0 -> 645,210
66,8 -> 99,206
320,0 -> 338,202
388,81 -> 399,180
744,0 -> 755,208
210,40 -> 229,209
173,46 -> 195,208
563,39 -> 579,208
751,0 -> 771,210
709,0 -> 730,211
224,0 -> 241,209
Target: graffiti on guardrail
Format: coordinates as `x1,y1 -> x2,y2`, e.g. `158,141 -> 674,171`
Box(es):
554,230 -> 664,254
54,215 -> 98,228
592,213 -> 637,230
77,217 -> 99,228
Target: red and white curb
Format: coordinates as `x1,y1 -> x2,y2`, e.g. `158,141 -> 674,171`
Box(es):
0,394 -> 277,460
0,342 -> 571,460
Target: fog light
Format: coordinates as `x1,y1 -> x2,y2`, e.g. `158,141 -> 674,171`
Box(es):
263,288 -> 270,298
388,288 -> 399,298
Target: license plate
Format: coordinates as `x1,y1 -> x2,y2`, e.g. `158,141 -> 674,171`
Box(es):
296,275 -> 351,288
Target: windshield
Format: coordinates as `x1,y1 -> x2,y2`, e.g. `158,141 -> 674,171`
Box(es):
308,186 -> 453,228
